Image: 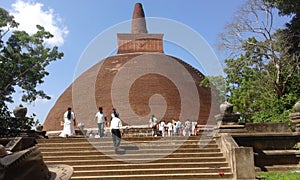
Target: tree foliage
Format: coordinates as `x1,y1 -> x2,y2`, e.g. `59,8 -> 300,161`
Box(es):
0,8 -> 63,128
265,0 -> 300,70
199,75 -> 227,104
218,0 -> 300,122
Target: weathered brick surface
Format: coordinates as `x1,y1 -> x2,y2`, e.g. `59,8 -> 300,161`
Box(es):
44,53 -> 219,131
117,34 -> 163,54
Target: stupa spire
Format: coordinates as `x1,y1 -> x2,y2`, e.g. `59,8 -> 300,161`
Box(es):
117,3 -> 163,54
131,3 -> 148,34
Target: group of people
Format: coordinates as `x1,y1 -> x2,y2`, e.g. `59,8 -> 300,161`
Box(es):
149,115 -> 198,137
59,107 -> 122,151
59,108 -> 198,151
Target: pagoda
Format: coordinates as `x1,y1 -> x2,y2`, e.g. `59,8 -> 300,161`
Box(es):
43,3 -> 218,131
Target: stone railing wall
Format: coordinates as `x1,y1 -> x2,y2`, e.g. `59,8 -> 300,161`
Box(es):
215,133 -> 255,179
232,133 -> 300,171
243,122 -> 293,133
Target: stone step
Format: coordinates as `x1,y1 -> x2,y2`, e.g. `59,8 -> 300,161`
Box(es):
37,139 -> 216,147
44,156 -> 227,165
71,162 -> 231,170
38,136 -> 212,142
70,172 -> 233,180
38,145 -> 218,150
40,147 -> 221,154
37,136 -> 232,179
42,151 -> 224,160
38,138 -> 217,146
72,167 -> 232,176
38,138 -> 215,145
42,150 -> 223,156
38,144 -> 218,151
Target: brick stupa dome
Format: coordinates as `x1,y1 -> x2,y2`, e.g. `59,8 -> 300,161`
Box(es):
43,3 -> 219,131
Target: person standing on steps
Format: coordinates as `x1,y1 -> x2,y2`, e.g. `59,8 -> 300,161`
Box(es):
110,112 -> 123,152
167,120 -> 173,136
175,119 -> 182,136
192,120 -> 198,136
149,114 -> 158,136
59,107 -> 76,138
185,119 -> 192,136
94,107 -> 107,137
159,120 -> 166,137
172,119 -> 177,136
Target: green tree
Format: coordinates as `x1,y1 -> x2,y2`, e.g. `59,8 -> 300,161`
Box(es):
0,8 -> 63,132
199,75 -> 227,104
219,0 -> 300,122
264,0 -> 300,81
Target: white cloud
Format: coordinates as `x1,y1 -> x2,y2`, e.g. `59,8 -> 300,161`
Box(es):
10,0 -> 68,46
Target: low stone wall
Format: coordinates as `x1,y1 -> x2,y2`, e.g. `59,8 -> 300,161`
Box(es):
244,122 -> 293,133
232,132 -> 300,171
215,133 -> 255,179
233,133 -> 300,150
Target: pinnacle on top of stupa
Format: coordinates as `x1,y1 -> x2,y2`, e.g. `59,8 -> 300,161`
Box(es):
131,3 -> 148,34
117,3 -> 163,54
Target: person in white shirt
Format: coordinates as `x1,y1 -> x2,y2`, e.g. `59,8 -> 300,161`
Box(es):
185,119 -> 192,136
172,119 -> 177,136
159,120 -> 166,137
94,107 -> 107,137
110,112 -> 122,151
167,121 -> 173,136
59,107 -> 76,138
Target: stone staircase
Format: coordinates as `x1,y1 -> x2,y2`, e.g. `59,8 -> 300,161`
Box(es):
37,136 -> 233,179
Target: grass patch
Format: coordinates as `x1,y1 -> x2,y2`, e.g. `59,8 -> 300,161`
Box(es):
256,171 -> 300,180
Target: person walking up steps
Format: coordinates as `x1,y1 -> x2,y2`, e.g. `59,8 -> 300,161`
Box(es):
59,107 -> 76,138
110,112 -> 122,152
94,107 -> 107,137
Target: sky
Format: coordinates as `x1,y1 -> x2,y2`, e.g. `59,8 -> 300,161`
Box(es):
0,0 -> 251,124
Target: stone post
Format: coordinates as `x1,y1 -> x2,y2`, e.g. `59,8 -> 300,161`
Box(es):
13,104 -> 27,118
289,101 -> 300,132
215,102 -> 245,133
75,122 -> 87,136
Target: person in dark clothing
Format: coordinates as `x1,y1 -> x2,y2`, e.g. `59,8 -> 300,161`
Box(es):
110,113 -> 122,151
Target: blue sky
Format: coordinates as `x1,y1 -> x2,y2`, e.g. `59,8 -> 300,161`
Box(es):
0,0 -> 249,124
